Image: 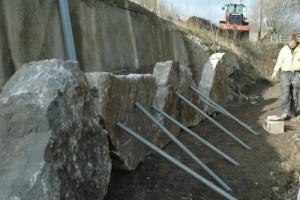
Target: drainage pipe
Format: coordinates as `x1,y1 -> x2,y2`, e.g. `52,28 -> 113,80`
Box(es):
190,86 -> 258,136
152,106 -> 239,166
117,122 -> 237,200
176,92 -> 251,150
58,0 -> 77,60
134,102 -> 232,191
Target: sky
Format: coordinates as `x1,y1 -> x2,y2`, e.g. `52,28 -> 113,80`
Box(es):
164,0 -> 251,24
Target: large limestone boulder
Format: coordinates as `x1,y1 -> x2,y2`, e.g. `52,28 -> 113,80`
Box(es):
183,34 -> 211,85
198,53 -> 239,113
153,61 -> 203,132
152,61 -> 181,147
0,59 -> 111,200
178,64 -> 203,126
86,72 -> 158,171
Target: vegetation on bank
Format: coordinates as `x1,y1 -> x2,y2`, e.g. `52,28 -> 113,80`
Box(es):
129,0 -> 286,96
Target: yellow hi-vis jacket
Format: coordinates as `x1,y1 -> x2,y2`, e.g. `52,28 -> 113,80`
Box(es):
274,44 -> 300,73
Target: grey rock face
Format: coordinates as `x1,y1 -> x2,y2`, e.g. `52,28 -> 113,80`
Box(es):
178,64 -> 203,127
152,61 -> 181,147
183,35 -> 211,85
86,72 -> 158,171
198,53 -> 234,114
0,59 -> 111,200
152,61 -> 203,147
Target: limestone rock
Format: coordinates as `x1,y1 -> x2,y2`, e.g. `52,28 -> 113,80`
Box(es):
198,53 -> 237,114
152,61 -> 181,147
153,61 -> 203,132
184,34 -> 211,85
178,64 -> 203,127
86,72 -> 158,171
0,59 -> 111,200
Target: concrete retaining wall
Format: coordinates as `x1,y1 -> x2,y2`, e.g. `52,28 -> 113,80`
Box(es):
0,0 -> 211,90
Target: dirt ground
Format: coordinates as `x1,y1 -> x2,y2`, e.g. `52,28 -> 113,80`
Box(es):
104,80 -> 300,200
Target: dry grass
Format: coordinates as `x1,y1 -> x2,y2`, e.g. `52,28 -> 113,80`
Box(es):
182,19 -> 283,78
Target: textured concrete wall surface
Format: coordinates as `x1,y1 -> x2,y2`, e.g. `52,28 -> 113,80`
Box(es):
0,0 -> 211,89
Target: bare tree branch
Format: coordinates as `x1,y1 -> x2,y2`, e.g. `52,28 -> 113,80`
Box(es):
250,0 -> 300,36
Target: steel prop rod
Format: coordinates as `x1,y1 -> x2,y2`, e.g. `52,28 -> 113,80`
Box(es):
134,102 -> 232,191
190,86 -> 258,135
175,92 -> 251,150
116,122 -> 237,200
152,106 -> 239,166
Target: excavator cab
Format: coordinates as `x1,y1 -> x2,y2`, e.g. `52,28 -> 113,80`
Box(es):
225,4 -> 244,15
219,2 -> 250,39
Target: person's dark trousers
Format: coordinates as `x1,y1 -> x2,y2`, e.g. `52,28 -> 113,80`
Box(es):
280,71 -> 300,116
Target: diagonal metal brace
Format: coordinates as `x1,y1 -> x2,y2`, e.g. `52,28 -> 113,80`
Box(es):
175,92 -> 251,150
190,86 -> 258,136
117,122 -> 237,200
134,102 -> 232,191
152,105 -> 239,166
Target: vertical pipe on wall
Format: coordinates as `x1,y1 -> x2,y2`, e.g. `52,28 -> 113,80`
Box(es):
58,0 -> 77,60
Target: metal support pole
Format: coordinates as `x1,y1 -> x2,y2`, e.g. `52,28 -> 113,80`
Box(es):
190,86 -> 258,136
58,0 -> 77,60
175,92 -> 251,150
152,106 -> 239,166
116,122 -> 237,200
134,102 -> 232,191
190,86 -> 254,131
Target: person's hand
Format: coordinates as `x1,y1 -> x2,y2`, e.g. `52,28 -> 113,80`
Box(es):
271,71 -> 278,80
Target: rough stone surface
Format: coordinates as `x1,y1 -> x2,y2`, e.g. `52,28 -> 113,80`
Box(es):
178,64 -> 203,127
222,52 -> 240,75
152,61 -> 181,147
264,120 -> 285,134
184,34 -> 212,84
153,61 -> 203,131
0,59 -> 111,200
198,53 -> 238,114
86,72 -> 158,171
0,0 -> 210,90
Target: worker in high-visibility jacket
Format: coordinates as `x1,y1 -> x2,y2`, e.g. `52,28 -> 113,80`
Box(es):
272,34 -> 300,120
